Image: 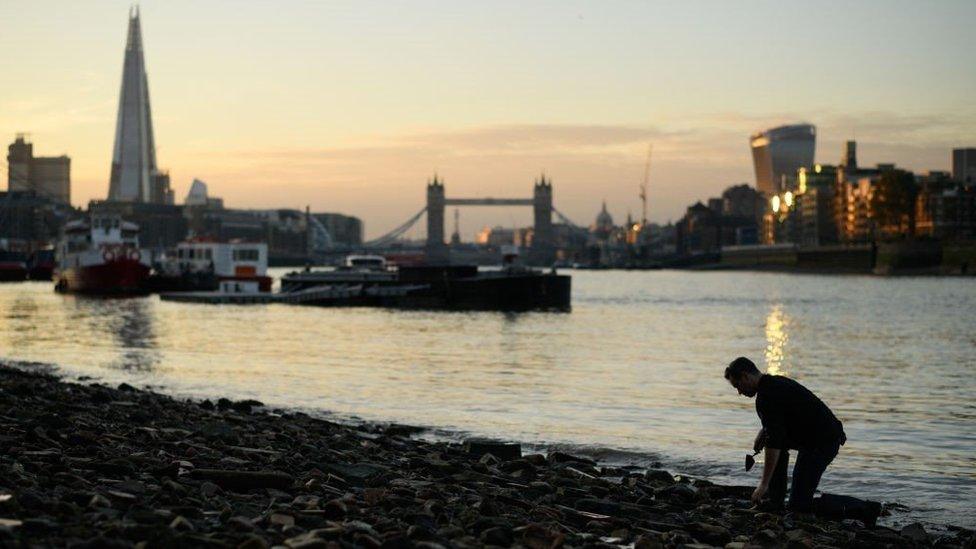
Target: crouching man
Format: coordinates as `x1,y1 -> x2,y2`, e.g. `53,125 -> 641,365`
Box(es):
725,357 -> 846,512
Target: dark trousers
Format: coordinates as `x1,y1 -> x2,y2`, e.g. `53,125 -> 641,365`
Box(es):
767,443 -> 839,512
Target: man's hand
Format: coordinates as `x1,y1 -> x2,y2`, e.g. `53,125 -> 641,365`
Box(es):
751,481 -> 768,505
753,428 -> 766,453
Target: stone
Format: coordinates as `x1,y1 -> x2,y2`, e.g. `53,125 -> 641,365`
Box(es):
353,533 -> 382,548
292,494 -> 320,510
574,498 -> 621,516
190,469 -> 294,491
900,522 -> 929,544
363,488 -> 385,506
232,400 -> 258,414
384,424 -> 425,437
345,520 -> 380,538
785,528 -> 809,541
322,498 -> 347,520
514,523 -> 564,549
200,481 -> 221,497
169,515 -> 195,532
88,494 -> 112,509
237,534 -> 270,549
71,536 -> 133,549
270,513 -> 296,528
318,462 -> 388,486
284,532 -> 329,549
691,522 -> 732,545
478,453 -> 501,466
464,439 -> 521,461
657,483 -> 697,503
413,542 -> 447,549
481,526 -> 514,546
227,516 -> 255,531
546,451 -> 597,465
645,469 -> 675,484
633,534 -> 664,549
436,525 -> 465,539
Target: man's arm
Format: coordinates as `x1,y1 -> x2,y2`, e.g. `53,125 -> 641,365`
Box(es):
752,446 -> 781,504
754,428 -> 766,453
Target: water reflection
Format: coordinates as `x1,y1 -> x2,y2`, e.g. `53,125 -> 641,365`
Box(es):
764,303 -> 789,375
69,296 -> 160,371
3,294 -> 40,348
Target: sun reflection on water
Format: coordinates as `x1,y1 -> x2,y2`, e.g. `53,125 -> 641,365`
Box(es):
764,303 -> 789,376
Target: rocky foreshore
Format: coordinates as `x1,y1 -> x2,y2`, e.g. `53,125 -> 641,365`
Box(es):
0,365 -> 972,549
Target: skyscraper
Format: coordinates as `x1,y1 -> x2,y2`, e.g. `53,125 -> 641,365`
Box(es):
953,148 -> 976,184
7,134 -> 71,205
749,124 -> 816,197
108,7 -> 171,204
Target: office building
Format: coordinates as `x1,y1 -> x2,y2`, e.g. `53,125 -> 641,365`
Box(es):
750,124 -> 816,197
6,135 -> 70,205
107,7 -> 172,204
953,148 -> 976,184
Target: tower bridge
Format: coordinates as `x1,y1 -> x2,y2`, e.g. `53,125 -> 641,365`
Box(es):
425,175 -> 553,263
361,175 -> 581,265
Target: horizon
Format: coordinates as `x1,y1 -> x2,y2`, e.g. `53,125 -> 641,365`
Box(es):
1,1 -> 974,238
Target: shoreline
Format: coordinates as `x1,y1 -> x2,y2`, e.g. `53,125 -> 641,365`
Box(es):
1,364 -> 972,548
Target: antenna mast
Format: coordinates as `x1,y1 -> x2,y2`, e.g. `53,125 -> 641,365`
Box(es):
639,144 -> 652,228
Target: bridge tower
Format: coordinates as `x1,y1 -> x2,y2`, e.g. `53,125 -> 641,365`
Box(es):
425,175 -> 448,262
530,174 -> 555,265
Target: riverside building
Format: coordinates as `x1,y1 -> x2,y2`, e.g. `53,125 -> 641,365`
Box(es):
953,148 -> 976,184
6,135 -> 70,206
750,124 -> 816,197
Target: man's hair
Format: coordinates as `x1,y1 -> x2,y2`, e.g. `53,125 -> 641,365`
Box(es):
725,356 -> 760,380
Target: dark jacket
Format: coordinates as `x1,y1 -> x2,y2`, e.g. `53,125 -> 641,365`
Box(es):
756,374 -> 845,451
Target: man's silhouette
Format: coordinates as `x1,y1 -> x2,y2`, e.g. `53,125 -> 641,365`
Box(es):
725,357 -> 846,512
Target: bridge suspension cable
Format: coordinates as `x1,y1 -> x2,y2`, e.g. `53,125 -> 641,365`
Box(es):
307,215 -> 334,251
364,206 -> 427,248
551,207 -> 585,231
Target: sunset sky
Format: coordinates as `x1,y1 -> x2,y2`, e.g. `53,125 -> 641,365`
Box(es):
2,0 -> 974,238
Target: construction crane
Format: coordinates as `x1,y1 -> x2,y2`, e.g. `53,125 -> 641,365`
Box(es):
639,144 -> 652,229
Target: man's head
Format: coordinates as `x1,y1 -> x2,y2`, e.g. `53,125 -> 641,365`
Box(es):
725,356 -> 762,397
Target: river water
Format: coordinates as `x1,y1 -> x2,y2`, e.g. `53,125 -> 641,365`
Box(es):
1,269 -> 973,528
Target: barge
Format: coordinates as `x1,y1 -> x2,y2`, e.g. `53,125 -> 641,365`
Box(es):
280,255 -> 571,312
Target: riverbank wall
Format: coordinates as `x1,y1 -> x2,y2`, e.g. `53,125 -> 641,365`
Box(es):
698,242 -> 976,275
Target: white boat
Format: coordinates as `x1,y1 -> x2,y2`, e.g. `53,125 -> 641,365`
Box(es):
155,238 -> 272,293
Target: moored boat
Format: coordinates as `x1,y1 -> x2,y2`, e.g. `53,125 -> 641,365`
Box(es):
27,249 -> 56,281
148,239 -> 271,293
54,214 -> 151,294
0,250 -> 29,282
281,252 -> 571,312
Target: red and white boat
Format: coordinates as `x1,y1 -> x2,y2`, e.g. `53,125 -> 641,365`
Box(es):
54,214 -> 151,294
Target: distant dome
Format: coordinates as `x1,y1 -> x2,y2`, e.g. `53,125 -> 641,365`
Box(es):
595,201 -> 614,229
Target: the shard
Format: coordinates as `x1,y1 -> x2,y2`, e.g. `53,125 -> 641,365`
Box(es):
108,6 -> 163,203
